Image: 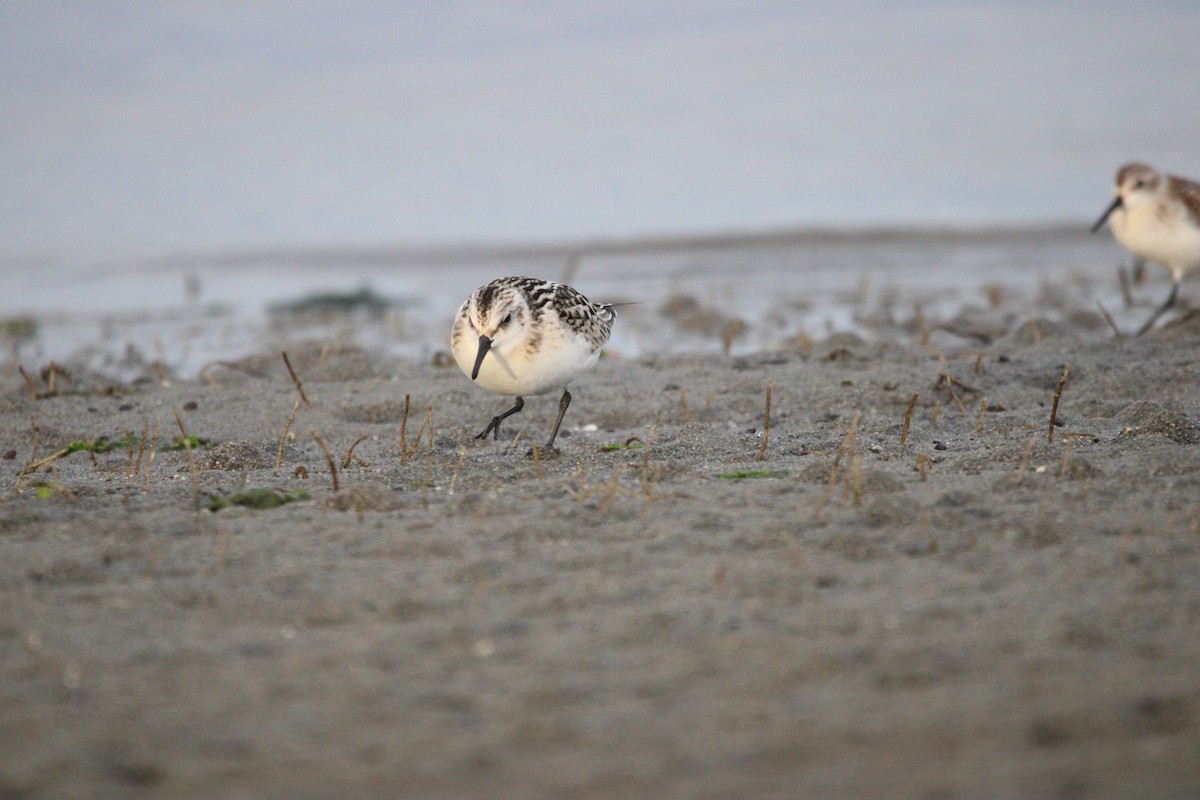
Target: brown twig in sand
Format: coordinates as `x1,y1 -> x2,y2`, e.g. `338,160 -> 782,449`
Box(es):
46,361 -> 58,396
281,351 -> 311,407
405,406 -> 433,460
900,393 -> 919,448
938,373 -> 978,413
275,397 -> 301,476
914,452 -> 931,482
422,449 -> 432,511
310,430 -> 339,492
942,374 -> 967,413
449,446 -> 467,494
1048,364 -> 1070,444
426,405 -> 434,451
32,471 -> 79,504
17,447 -> 70,487
142,420 -> 159,493
977,397 -> 987,434
341,434 -> 371,469
123,428 -> 135,481
1015,434 -> 1038,487
17,366 -> 38,402
755,381 -> 773,462
173,405 -> 201,513
813,411 -> 861,520
399,394 -> 411,464
1096,302 -> 1123,339
973,354 -> 984,376
133,419 -> 148,478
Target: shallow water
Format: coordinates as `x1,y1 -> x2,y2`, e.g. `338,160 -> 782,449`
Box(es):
0,226 -> 1164,381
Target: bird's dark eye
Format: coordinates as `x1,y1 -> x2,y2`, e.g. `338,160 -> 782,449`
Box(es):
501,313 -> 513,326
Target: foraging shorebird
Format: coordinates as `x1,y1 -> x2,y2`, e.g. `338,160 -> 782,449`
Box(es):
1092,162 -> 1200,334
451,277 -> 615,455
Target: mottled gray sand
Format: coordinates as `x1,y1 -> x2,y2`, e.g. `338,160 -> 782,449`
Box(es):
2,310 -> 1199,799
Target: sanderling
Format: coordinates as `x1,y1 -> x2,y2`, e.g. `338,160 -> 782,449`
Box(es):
1092,162 -> 1200,334
451,277 -> 615,455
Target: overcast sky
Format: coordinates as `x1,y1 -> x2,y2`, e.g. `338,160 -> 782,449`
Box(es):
2,1 -> 1198,255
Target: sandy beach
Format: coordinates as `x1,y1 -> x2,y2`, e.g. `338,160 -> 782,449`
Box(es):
2,237 -> 1200,799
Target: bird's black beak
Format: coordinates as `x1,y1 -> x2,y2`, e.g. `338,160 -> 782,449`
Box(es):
1091,195 -> 1122,233
471,335 -> 491,380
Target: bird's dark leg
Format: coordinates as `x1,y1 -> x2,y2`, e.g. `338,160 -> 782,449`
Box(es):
1136,278 -> 1180,336
543,389 -> 571,451
477,396 -> 524,440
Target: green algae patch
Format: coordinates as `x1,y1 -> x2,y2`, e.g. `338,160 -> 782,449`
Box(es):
716,469 -> 788,480
205,487 -> 311,512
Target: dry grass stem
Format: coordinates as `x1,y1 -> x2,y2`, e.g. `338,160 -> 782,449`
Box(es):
123,429 -> 136,482
973,354 -> 983,375
422,450 -> 432,511
275,397 -> 301,476
900,393 -> 919,448
17,366 -> 38,402
399,394 -> 411,464
813,411 -> 861,520
142,420 -> 159,492
449,446 -> 467,494
755,380 -> 773,462
405,407 -> 433,460
915,452 -> 930,482
173,405 -> 201,513
18,447 -> 70,486
943,374 -> 967,413
310,430 -> 339,492
977,397 -> 987,434
931,400 -> 942,425
133,419 -> 149,478
281,351 -> 311,407
341,434 -> 371,469
1048,364 -> 1070,443
679,387 -> 693,424
1015,434 -> 1038,487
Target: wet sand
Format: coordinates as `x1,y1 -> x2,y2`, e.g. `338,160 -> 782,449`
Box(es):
2,284 -> 1200,798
